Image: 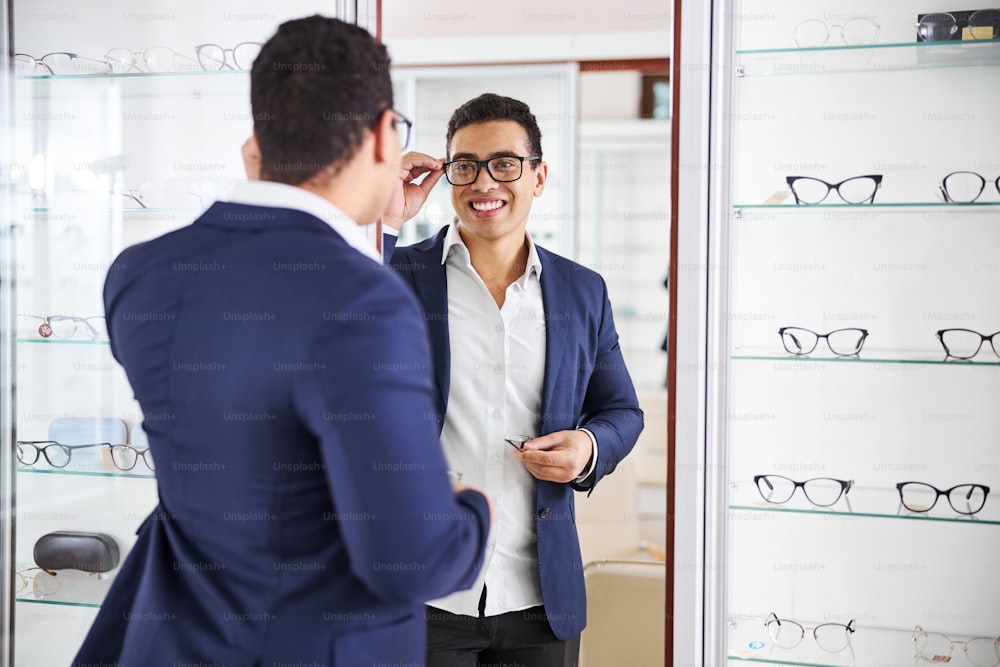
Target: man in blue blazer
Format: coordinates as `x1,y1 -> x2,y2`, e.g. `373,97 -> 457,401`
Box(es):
383,94 -> 644,666
73,17 -> 491,667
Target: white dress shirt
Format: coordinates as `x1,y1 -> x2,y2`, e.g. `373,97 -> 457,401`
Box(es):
427,221 -> 548,617
224,181 -> 381,263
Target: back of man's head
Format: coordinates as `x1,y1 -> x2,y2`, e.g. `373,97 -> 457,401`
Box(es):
446,93 -> 543,164
251,15 -> 392,186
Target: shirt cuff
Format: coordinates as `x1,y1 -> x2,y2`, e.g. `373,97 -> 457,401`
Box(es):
573,428 -> 598,483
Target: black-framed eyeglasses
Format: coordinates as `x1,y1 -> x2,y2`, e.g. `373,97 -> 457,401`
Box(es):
754,475 -> 854,507
786,175 -> 883,204
778,327 -> 869,356
109,444 -> 156,472
392,110 -> 412,151
765,613 -> 856,653
194,42 -> 262,71
913,625 -> 1000,667
16,441 -> 107,469
918,9 -> 1000,42
939,171 -> 1000,204
504,435 -> 533,452
936,329 -> 1000,360
443,156 -> 541,186
896,481 -> 990,515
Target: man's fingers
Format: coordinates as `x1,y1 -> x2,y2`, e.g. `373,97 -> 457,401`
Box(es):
417,168 -> 446,195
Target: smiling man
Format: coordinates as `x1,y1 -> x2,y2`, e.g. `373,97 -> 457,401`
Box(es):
383,93 -> 644,667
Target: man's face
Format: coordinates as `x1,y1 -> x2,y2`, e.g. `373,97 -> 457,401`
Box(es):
447,120 -> 547,244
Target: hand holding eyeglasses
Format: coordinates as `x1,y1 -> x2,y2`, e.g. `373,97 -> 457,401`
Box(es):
510,430 -> 594,484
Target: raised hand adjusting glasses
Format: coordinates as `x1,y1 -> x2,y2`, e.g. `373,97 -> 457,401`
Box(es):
913,626 -> 1000,667
896,481 -> 990,515
939,171 -> 1000,203
778,327 -> 869,356
754,475 -> 854,507
786,175 -> 883,204
765,613 -> 856,653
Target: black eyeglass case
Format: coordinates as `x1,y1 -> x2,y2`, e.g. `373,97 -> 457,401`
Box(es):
33,531 -> 121,573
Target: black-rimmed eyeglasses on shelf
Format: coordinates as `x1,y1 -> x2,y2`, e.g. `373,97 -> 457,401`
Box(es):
913,625 -> 1000,667
918,9 -> 1000,42
754,475 -> 854,507
936,329 -> 1000,360
939,171 -> 1000,204
896,481 -> 990,515
786,175 -> 883,204
765,613 -> 856,653
16,440 -> 154,472
443,156 -> 541,186
778,327 -> 869,356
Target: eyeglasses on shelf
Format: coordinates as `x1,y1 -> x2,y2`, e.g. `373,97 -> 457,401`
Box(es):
918,9 -> 1000,41
443,156 -> 541,186
104,46 -> 199,73
792,17 -> 880,48
18,314 -> 107,340
16,440 -> 153,472
15,567 -> 102,598
765,612 -> 856,653
913,626 -> 1000,667
936,329 -> 1000,360
778,327 -> 869,356
14,52 -> 111,75
194,42 -> 262,71
786,175 -> 883,204
896,481 -> 990,515
939,171 -> 1000,204
108,444 -> 156,472
754,475 -> 854,507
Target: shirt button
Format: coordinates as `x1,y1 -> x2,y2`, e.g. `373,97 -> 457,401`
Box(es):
537,508 -> 550,519
495,324 -> 504,332
491,455 -> 499,464
491,409 -> 502,419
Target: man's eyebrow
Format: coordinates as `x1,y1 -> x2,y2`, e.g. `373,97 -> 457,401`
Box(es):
450,151 -> 522,161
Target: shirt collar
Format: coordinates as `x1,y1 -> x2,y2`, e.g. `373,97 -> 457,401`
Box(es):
441,219 -> 542,280
224,181 -> 381,263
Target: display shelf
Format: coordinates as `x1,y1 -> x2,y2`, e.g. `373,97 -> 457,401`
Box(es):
731,347 -> 1000,367
16,339 -> 109,346
736,38 -> 1000,77
15,68 -> 250,100
734,202 -> 1000,210
729,483 -> 1000,526
17,467 -> 155,481
14,564 -> 116,608
728,618 -> 920,667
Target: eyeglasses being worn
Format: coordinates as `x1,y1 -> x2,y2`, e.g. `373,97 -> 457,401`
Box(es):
896,481 -> 990,515
913,626 -> 1000,667
778,327 -> 869,356
14,52 -> 111,75
792,17 -> 880,48
765,613 -> 856,653
918,9 -> 1000,41
936,329 -> 1000,360
939,171 -> 1000,204
392,110 -> 413,151
786,175 -> 883,204
443,156 -> 541,186
105,47 -> 199,73
195,42 -> 262,71
19,314 -> 107,340
754,475 -> 854,507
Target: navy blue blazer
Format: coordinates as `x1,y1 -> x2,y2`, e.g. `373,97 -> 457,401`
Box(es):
388,227 -> 644,640
73,204 -> 490,666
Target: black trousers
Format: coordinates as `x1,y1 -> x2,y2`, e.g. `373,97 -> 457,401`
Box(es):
426,588 -> 579,667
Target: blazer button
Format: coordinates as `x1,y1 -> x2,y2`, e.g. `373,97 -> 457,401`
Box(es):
538,508 -> 550,519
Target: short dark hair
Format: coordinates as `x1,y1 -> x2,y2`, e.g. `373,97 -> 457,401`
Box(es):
251,15 -> 393,185
445,94 -> 542,166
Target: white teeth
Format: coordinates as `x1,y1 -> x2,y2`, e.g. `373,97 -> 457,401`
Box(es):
471,200 -> 504,211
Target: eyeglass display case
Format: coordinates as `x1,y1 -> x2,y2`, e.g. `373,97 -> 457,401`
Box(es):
675,0 -> 1000,665
1,2 -> 376,665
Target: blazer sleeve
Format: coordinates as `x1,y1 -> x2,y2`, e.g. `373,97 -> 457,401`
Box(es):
292,271 -> 488,604
573,277 -> 644,492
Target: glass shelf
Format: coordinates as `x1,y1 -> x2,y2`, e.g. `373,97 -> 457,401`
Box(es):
737,38 -> 1000,77
15,68 -> 250,81
728,618 -> 922,667
17,467 -> 155,480
734,202 -> 1000,211
14,564 -> 116,608
15,69 -> 250,99
17,338 -> 109,346
731,348 -> 1000,367
730,483 -> 1000,526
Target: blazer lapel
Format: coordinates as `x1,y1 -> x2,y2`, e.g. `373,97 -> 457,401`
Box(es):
538,248 -> 570,433
412,241 -> 451,416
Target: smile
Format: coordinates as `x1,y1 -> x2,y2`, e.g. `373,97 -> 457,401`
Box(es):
470,200 -> 506,211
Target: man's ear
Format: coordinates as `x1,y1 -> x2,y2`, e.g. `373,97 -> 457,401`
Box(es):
372,109 -> 397,165
532,161 -> 548,197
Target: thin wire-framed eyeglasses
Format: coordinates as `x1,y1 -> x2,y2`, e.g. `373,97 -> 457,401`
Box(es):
936,329 -> 1000,360
194,42 -> 262,71
913,626 -> 1000,667
19,314 -> 107,340
786,175 -> 883,204
443,156 -> 541,186
918,9 -> 1000,42
792,17 -> 881,48
16,567 -> 101,598
754,475 -> 854,507
14,52 -> 111,75
778,327 -> 869,356
938,171 -> 1000,204
104,47 -> 199,73
896,481 -> 990,515
765,613 -> 856,653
